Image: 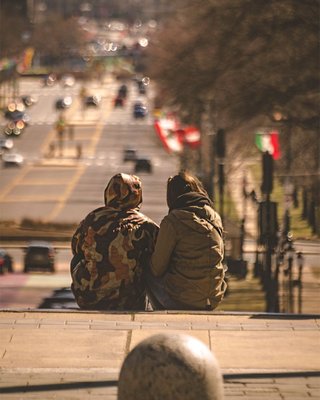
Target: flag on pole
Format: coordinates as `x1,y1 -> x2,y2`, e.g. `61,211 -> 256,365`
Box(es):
154,116 -> 183,153
154,112 -> 201,153
176,126 -> 201,149
255,129 -> 281,160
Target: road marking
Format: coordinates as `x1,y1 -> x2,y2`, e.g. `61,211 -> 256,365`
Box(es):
14,179 -> 74,186
45,164 -> 86,222
39,98 -> 80,157
0,165 -> 33,202
25,273 -> 71,287
44,99 -> 113,221
1,79 -> 114,220
1,195 -> 66,202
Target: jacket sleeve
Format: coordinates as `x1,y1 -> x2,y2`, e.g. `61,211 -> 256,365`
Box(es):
150,217 -> 177,277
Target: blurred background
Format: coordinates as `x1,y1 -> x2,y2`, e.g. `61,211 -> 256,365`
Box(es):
0,0 -> 319,313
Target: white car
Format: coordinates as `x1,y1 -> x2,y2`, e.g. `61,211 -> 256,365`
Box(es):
0,137 -> 13,154
60,74 -> 75,87
2,152 -> 24,167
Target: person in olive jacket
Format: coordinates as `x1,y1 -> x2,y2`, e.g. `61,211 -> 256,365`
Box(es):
146,171 -> 227,310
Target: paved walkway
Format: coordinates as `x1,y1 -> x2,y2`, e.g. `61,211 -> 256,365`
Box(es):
0,310 -> 319,399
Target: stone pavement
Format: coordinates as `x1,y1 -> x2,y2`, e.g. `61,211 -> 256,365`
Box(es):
0,310 -> 319,399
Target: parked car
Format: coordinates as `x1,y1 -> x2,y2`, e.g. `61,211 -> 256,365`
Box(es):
133,101 -> 147,119
123,148 -> 137,162
0,136 -> 14,154
24,241 -> 56,273
134,157 -> 152,173
2,152 -> 24,167
4,121 -> 25,137
55,96 -> 72,110
0,249 -> 13,274
38,287 -> 78,309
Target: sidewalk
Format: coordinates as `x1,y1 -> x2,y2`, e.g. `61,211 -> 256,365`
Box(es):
0,310 -> 319,399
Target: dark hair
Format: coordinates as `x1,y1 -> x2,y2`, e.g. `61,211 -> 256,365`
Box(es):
166,171 -> 208,209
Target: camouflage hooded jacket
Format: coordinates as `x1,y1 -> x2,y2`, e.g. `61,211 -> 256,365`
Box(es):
70,173 -> 159,310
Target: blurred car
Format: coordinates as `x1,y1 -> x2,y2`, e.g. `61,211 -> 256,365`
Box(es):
4,121 -> 25,137
20,95 -> 37,107
136,79 -> 147,95
118,84 -> 128,99
114,95 -> 124,108
55,96 -> 72,110
123,148 -> 137,162
0,249 -> 13,274
0,136 -> 14,154
60,74 -> 75,87
133,101 -> 147,119
42,73 -> 57,87
38,287 -> 78,309
2,152 -> 24,167
24,241 -> 55,273
84,95 -> 101,107
4,109 -> 30,126
134,157 -> 152,173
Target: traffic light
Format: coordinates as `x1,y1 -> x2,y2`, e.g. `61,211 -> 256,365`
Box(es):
261,151 -> 273,194
216,128 -> 225,158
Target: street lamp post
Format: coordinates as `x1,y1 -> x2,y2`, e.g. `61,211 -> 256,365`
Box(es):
272,111 -> 294,237
294,251 -> 304,313
285,237 -> 295,313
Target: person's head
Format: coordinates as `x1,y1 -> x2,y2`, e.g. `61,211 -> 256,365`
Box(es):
104,173 -> 142,210
166,171 -> 208,209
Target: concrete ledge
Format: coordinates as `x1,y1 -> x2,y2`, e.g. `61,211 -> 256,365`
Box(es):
1,310 -> 319,399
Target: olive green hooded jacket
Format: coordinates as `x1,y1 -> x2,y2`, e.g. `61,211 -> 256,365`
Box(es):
151,199 -> 226,310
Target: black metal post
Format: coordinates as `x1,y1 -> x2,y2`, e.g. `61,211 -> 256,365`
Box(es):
218,161 -> 224,221
265,192 -> 274,312
287,251 -> 294,313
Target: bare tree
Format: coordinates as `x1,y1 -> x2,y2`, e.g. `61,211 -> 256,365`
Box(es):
147,0 -> 320,233
148,0 -> 319,131
0,14 -> 29,58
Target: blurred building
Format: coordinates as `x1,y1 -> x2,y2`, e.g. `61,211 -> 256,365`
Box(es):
26,0 -> 171,22
0,0 -> 28,17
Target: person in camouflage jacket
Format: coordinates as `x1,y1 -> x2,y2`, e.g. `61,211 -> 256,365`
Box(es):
70,173 -> 159,310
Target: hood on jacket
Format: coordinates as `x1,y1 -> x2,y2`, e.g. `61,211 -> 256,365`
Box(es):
104,173 -> 142,211
171,205 -> 223,235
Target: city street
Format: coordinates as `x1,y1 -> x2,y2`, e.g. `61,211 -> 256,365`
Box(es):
0,76 -> 178,225
0,75 -> 178,309
0,77 -> 319,313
